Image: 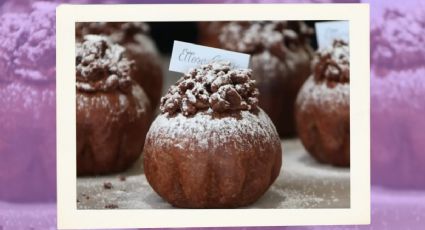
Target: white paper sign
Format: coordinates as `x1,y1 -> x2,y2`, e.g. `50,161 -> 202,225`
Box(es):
169,41 -> 250,73
315,21 -> 349,49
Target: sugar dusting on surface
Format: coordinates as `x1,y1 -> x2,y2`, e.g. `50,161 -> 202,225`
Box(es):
0,2 -> 56,82
296,40 -> 349,112
131,84 -> 150,116
13,2 -> 56,82
371,2 -> 425,70
75,35 -> 151,120
251,51 -> 283,82
147,109 -> 278,152
160,62 -> 259,116
76,84 -> 150,120
76,139 -> 350,209
370,2 -> 425,115
76,22 -> 158,55
313,40 -> 349,83
297,76 -> 349,112
268,140 -> 349,209
1,82 -> 55,121
75,35 -> 133,93
372,68 -> 425,112
219,21 -> 310,54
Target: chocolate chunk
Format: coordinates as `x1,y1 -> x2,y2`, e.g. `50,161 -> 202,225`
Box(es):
104,204 -> 118,209
103,182 -> 113,189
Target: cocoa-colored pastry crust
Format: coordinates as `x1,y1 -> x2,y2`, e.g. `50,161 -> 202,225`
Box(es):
144,63 -> 282,208
295,40 -> 350,167
76,22 -> 163,109
76,36 -> 151,175
219,21 -> 314,137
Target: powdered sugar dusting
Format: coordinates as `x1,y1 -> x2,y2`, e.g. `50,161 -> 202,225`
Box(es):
118,94 -> 128,108
371,3 -> 425,70
76,84 -> 150,120
160,62 -> 259,116
297,76 -> 349,112
1,81 -> 55,121
313,40 -> 349,83
76,139 -> 349,209
220,22 -> 282,53
219,21 -> 313,55
250,51 -> 282,82
131,84 -> 150,116
256,140 -> 349,208
0,13 -> 26,80
372,68 -> 425,112
296,40 -> 350,111
13,2 -> 56,82
76,35 -> 133,93
76,22 -> 158,55
0,2 -> 56,82
147,109 -> 279,152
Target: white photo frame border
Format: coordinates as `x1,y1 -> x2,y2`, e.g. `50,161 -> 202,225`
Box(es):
56,3 -> 370,229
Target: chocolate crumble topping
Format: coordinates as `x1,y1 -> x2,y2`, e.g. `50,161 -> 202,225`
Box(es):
219,21 -> 314,58
371,7 -> 425,70
313,40 -> 350,84
75,35 -> 133,93
160,62 -> 259,116
76,22 -> 150,44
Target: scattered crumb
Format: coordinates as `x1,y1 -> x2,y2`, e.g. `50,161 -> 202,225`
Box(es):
119,176 -> 126,181
103,182 -> 113,189
105,204 -> 118,209
77,199 -> 80,203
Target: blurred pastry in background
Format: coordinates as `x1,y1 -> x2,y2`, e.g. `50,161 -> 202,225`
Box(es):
0,1 -> 57,201
197,21 -> 229,48
295,40 -> 350,167
76,22 -> 163,110
370,1 -> 425,189
76,35 -> 152,175
219,21 -> 314,137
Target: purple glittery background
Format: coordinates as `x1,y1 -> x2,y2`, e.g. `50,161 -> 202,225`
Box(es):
0,0 -> 424,229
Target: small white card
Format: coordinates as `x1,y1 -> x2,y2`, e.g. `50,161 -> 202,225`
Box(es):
169,41 -> 250,73
315,21 -> 349,49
